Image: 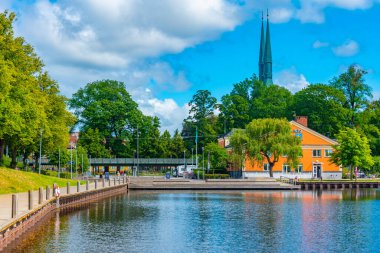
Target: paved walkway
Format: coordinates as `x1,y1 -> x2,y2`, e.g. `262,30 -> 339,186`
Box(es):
0,177 -> 126,230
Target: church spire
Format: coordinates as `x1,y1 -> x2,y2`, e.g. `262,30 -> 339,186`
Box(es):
258,11 -> 265,82
263,9 -> 273,85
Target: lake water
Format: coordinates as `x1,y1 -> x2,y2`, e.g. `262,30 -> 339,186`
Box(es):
8,189 -> 380,253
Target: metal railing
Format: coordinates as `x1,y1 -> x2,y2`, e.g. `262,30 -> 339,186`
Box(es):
279,176 -> 298,185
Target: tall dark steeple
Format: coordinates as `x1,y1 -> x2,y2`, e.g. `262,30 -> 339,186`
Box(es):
263,9 -> 273,85
258,12 -> 265,82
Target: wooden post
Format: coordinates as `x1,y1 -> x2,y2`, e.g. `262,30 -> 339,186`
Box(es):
86,180 -> 89,191
109,179 -> 111,187
349,183 -> 352,189
327,184 -> 330,190
118,178 -> 121,185
335,184 -> 338,189
28,190 -> 33,210
356,183 -> 359,189
77,181 -> 80,192
102,178 -> 105,188
342,183 -> 345,189
52,183 -> 56,197
95,180 -> 98,189
305,184 -> 308,190
312,184 -> 316,190
67,182 -> 70,194
12,194 -> 18,218
46,185 -> 50,200
122,177 -> 125,184
39,187 -> 43,204
114,178 -> 116,186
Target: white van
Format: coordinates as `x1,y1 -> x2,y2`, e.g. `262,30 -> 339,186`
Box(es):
176,165 -> 196,177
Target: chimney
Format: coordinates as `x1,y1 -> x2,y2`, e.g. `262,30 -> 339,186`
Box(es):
295,116 -> 308,127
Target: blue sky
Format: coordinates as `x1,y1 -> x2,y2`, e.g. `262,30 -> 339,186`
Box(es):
1,0 -> 380,132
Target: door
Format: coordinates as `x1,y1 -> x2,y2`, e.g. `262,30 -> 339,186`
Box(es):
313,165 -> 322,178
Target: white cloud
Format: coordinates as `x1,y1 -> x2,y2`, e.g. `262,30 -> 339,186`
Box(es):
139,98 -> 190,134
313,40 -> 330,48
373,91 -> 380,101
296,0 -> 374,23
274,67 -> 310,93
9,0 -> 244,132
333,40 -> 360,57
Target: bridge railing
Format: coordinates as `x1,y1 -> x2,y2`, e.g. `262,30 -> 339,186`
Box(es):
21,157 -> 194,166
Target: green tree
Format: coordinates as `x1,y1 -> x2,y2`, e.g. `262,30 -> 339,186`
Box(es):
182,90 -> 218,153
229,129 -> 249,176
159,130 -> 172,158
77,128 -> 110,158
357,100 -> 380,155
330,65 -> 372,126
218,77 -> 255,132
69,80 -> 143,157
251,84 -> 293,119
331,128 -> 374,179
171,129 -> 186,158
292,84 -> 350,137
245,118 -> 302,177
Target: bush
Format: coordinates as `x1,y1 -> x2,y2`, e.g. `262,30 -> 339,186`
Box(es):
205,174 -> 230,179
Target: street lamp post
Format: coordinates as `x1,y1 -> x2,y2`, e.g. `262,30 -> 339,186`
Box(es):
184,150 -> 186,168
58,148 -> 61,178
38,129 -> 43,174
202,147 -> 205,180
191,148 -> 193,166
70,142 -> 73,179
136,127 -> 139,176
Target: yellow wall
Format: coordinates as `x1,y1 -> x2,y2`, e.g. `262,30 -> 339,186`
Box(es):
245,122 -> 341,173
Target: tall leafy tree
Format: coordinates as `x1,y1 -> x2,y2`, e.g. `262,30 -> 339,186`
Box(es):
330,65 -> 372,126
171,129 -> 186,158
69,80 -> 143,157
245,118 -> 302,177
182,90 -> 218,154
357,100 -> 380,155
292,84 -> 350,137
77,128 -> 110,158
229,129 -> 249,176
331,128 -> 374,179
251,84 -> 293,120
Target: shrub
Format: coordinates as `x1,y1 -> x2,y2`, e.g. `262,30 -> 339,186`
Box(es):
205,174 -> 230,179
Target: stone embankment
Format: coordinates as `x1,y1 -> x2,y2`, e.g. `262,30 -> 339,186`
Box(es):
128,177 -> 300,190
0,177 -> 128,251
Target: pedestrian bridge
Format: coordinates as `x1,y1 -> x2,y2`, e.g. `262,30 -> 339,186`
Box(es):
37,158 -> 193,166
89,158 -> 192,166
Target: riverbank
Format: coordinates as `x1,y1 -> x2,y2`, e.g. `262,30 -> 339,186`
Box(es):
128,177 -> 301,190
0,167 -> 82,194
0,177 -> 128,251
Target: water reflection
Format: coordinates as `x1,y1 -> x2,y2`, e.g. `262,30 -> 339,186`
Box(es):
7,189 -> 380,253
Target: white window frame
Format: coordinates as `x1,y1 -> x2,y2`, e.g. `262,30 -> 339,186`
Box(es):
312,149 -> 321,157
296,164 -> 303,173
282,164 -> 290,173
324,149 -> 332,157
263,163 -> 270,171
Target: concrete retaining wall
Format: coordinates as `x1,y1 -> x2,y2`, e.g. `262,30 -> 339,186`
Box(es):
0,182 -> 128,251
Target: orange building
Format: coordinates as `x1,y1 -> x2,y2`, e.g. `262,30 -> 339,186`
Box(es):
220,117 -> 342,179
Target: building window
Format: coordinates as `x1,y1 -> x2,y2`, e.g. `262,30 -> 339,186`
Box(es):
325,149 -> 333,157
312,150 -> 321,157
282,164 -> 290,173
264,163 -> 270,171
296,164 -> 303,173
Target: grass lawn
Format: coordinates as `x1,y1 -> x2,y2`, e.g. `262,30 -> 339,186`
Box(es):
0,167 -> 83,194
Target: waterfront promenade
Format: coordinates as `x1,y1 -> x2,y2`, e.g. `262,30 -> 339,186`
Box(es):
0,177 -> 126,230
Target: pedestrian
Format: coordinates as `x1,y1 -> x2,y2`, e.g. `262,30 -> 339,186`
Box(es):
55,186 -> 61,198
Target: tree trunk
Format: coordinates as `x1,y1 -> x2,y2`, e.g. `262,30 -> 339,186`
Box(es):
349,165 -> 353,180
269,163 -> 274,178
11,146 -> 17,169
22,150 -> 29,170
0,139 -> 5,166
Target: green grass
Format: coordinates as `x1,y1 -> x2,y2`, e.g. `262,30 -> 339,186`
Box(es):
0,167 -> 83,194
